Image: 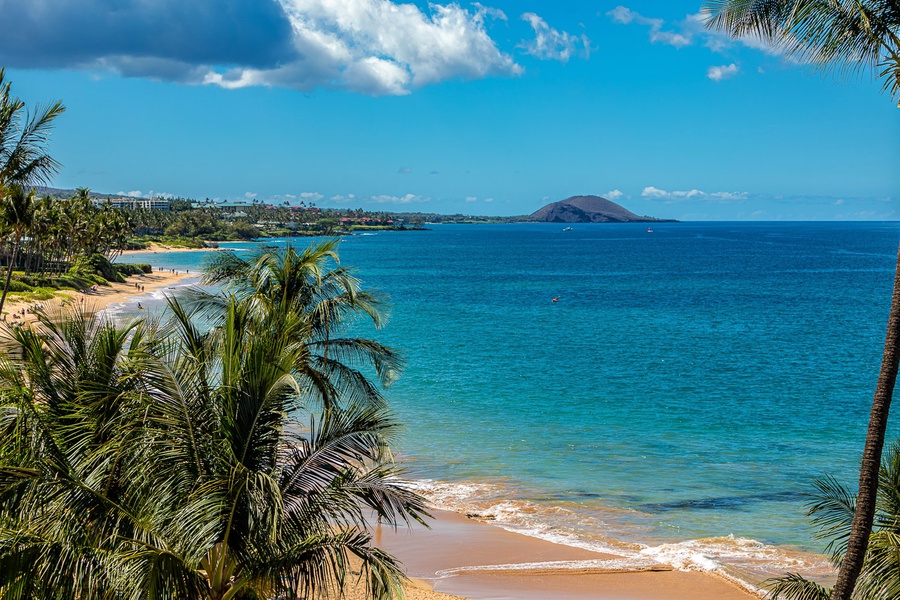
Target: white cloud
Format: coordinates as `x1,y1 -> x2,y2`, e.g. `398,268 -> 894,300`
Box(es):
117,189 -> 176,199
606,6 -> 690,48
206,0 -> 523,96
484,197 -> 494,203
245,191 -> 258,199
605,189 -> 625,201
611,7 -> 783,60
519,13 -> 590,62
465,196 -> 478,202
641,186 -> 669,199
300,192 -> 324,202
642,186 -> 748,204
606,6 -> 637,25
707,63 -> 739,81
473,2 -> 507,22
370,193 -> 430,204
398,166 -> 412,174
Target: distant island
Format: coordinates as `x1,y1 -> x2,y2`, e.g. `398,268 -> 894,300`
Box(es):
529,195 -> 676,223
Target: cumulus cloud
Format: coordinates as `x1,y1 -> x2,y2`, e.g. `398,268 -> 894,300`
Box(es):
300,192 -> 324,202
519,13 -> 590,62
207,0 -> 522,95
642,186 -> 748,204
606,6 -> 690,48
707,63 -> 739,81
466,196 -> 478,202
605,189 -> 625,201
370,193 -> 430,204
244,192 -> 258,199
0,0 -> 521,96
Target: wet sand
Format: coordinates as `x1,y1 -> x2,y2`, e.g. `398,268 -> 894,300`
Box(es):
375,510 -> 762,600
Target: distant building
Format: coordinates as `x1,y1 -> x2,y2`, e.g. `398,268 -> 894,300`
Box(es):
100,198 -> 170,211
217,201 -> 254,211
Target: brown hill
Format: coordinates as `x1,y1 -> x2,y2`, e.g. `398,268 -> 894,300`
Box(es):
529,195 -> 673,223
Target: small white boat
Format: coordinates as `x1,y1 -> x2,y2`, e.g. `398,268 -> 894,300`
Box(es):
563,227 -> 573,232
647,227 -> 653,233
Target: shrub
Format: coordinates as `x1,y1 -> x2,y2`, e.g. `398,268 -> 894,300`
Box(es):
70,254 -> 124,284
115,263 -> 152,275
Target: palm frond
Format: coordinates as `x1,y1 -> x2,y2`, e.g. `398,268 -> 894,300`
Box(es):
765,572 -> 831,600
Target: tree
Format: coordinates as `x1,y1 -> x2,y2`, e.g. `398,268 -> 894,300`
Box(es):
704,3 -> 900,599
0,299 -> 426,598
198,240 -> 403,410
768,442 -> 900,600
0,185 -> 34,314
0,68 -> 65,194
705,1 -> 900,105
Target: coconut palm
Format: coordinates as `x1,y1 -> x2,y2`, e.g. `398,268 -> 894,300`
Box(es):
704,4 -> 900,599
767,442 -> 900,600
704,0 -> 900,105
197,240 -> 403,410
0,67 -> 65,192
0,184 -> 34,314
0,300 -> 427,599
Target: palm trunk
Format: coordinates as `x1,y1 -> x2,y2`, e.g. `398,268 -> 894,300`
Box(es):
0,234 -> 21,315
830,244 -> 900,600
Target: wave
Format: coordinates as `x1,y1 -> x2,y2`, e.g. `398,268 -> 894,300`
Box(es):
100,276 -> 202,320
404,478 -> 835,593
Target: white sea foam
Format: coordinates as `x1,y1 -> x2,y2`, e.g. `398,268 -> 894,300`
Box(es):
405,477 -> 834,592
99,277 -> 201,321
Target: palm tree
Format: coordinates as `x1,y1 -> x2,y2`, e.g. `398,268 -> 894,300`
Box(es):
704,1 -> 900,105
704,3 -> 900,599
0,184 -> 34,315
198,240 -> 404,409
0,300 -> 426,599
768,441 -> 900,600
0,68 -> 65,193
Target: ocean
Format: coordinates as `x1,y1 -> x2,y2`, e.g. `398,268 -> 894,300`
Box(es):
116,222 -> 900,587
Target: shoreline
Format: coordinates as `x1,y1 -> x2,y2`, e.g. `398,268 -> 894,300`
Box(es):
7,243 -> 835,600
2,268 -> 196,325
373,509 -> 762,600
121,241 -> 221,255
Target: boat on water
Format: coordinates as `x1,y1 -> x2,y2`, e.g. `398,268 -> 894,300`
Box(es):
563,227 -> 573,232
647,227 -> 653,233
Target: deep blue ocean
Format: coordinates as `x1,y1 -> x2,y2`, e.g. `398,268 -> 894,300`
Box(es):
119,222 -> 900,585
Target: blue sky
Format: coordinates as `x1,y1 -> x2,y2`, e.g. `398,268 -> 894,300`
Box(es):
2,0 -> 897,220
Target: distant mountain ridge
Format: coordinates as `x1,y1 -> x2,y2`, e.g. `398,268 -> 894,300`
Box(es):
529,195 -> 675,223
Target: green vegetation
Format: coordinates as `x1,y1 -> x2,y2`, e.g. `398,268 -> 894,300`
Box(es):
768,443 -> 900,600
0,68 -> 66,313
0,241 -> 426,599
705,3 -> 900,599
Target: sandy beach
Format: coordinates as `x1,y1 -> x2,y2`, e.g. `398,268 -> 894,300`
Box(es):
2,268 -> 196,325
370,509 -> 762,600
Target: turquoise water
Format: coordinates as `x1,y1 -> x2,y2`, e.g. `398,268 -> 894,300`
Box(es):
120,222 -> 900,582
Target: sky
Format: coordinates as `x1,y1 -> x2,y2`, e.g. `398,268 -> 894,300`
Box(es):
1,0 -> 898,220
